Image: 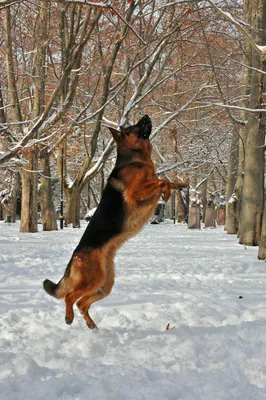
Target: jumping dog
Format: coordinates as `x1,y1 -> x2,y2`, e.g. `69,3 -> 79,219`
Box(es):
43,115 -> 186,329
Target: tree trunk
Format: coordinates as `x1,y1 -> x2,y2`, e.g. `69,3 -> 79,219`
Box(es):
225,131 -> 238,233
3,8 -> 23,126
65,184 -> 81,228
5,173 -> 20,223
20,1 -> 49,233
233,146 -> 245,236
39,147 -> 58,231
57,143 -> 83,227
20,149 -> 38,232
239,105 -> 265,245
239,1 -> 266,246
0,83 -> 20,223
176,189 -> 185,223
4,7 -> 39,232
258,198 -> 266,259
201,179 -> 207,224
225,0 -> 252,236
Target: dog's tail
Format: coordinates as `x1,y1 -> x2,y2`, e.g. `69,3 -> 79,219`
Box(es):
43,276 -> 69,299
43,279 -> 59,298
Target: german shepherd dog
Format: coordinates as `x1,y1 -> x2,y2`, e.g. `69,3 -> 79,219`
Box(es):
43,115 -> 186,329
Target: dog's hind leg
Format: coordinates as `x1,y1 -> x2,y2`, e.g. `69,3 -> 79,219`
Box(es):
65,289 -> 85,325
76,293 -> 101,329
63,248 -> 106,325
77,265 -> 115,329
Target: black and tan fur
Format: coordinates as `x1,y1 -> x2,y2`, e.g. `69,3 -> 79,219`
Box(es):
43,115 -> 186,329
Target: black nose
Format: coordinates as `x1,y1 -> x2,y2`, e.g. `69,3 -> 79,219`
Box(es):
137,115 -> 152,138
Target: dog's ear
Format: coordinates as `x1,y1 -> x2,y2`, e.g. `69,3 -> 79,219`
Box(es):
109,127 -> 123,142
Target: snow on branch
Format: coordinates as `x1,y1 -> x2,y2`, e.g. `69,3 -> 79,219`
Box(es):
0,0 -> 23,7
150,83 -> 208,140
188,103 -> 266,114
206,0 -> 266,56
1,0 -> 146,44
0,0 -> 106,5
82,138 -> 115,184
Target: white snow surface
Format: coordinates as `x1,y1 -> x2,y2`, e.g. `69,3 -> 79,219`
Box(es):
1,221 -> 266,400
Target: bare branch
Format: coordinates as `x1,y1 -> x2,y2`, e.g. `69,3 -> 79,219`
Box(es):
206,0 -> 266,56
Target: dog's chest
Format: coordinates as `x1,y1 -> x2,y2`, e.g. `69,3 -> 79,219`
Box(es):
124,196 -> 159,234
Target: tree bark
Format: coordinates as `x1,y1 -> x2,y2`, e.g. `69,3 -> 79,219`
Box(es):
225,0 -> 252,236
32,2 -> 56,231
3,8 -> 23,128
20,148 -> 38,232
65,185 -> 81,228
239,0 -> 266,246
0,82 -> 20,223
200,179 -> 207,224
39,147 -> 58,231
20,2 -> 49,233
258,198 -> 266,259
225,131 -> 238,234
176,189 -> 186,223
3,7 -> 39,231
1,172 -> 20,222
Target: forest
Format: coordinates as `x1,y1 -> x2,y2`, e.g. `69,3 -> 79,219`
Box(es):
1,0 -> 266,258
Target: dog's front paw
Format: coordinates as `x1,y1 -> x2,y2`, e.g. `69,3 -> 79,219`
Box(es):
162,190 -> 170,202
65,310 -> 74,325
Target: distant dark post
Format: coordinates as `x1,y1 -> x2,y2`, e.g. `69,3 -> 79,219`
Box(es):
217,205 -> 226,225
188,189 -> 201,229
205,194 -> 216,228
205,206 -> 216,228
172,190 -> 176,224
188,205 -> 201,229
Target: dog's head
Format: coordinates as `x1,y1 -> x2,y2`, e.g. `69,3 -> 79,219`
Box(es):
109,115 -> 152,158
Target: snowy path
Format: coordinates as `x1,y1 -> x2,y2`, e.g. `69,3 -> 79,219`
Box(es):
0,221 -> 266,400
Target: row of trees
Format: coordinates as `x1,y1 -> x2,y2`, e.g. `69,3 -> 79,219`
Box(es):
1,0 -> 266,258
219,0 -> 266,258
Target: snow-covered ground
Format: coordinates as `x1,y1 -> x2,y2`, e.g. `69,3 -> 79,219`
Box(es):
1,221 -> 266,400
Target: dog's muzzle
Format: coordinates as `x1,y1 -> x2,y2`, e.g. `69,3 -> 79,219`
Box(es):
137,115 -> 152,139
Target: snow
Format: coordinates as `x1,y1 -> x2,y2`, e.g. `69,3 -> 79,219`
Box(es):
1,221 -> 266,400
256,45 -> 266,54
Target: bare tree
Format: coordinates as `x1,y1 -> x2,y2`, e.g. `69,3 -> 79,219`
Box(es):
1,2 -> 102,231
238,0 -> 266,246
0,0 -> 245,234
